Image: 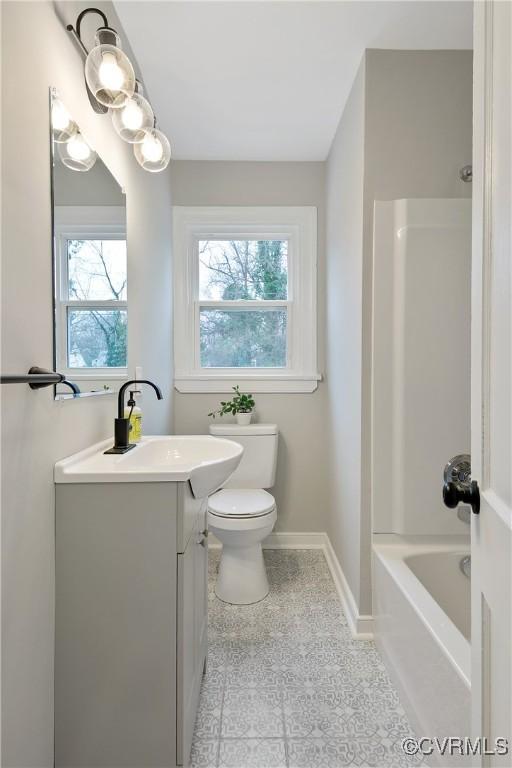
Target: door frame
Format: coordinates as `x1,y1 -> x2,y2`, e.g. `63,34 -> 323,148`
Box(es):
471,0 -> 512,757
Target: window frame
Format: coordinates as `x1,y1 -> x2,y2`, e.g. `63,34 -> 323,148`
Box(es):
54,206 -> 128,380
173,206 -> 320,393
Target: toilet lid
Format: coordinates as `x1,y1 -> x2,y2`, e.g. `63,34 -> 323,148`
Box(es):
208,489 -> 276,518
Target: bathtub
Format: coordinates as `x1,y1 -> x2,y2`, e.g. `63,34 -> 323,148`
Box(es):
373,535 -> 471,766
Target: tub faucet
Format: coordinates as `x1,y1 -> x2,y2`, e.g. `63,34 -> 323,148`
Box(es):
442,454 -> 480,516
104,379 -> 163,454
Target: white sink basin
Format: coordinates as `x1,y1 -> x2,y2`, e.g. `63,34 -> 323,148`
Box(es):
54,435 -> 243,498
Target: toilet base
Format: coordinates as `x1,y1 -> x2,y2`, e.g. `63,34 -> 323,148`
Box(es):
209,507 -> 276,605
215,542 -> 270,605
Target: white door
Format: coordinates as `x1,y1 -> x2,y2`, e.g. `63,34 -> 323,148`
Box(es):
471,0 -> 512,762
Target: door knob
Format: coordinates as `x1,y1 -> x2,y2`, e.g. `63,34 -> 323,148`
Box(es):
442,454 -> 480,515
443,479 -> 480,515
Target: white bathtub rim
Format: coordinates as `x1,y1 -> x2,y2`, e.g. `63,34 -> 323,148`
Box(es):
373,537 -> 471,688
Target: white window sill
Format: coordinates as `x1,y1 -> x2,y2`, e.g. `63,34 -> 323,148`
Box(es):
174,374 -> 322,394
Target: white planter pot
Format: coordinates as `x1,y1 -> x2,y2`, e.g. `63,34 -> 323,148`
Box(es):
236,412 -> 252,426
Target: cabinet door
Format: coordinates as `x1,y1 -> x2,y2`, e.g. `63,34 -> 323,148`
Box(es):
176,503 -> 208,766
194,503 -> 208,675
177,483 -> 204,553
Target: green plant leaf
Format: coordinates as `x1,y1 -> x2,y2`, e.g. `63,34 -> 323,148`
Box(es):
207,385 -> 256,419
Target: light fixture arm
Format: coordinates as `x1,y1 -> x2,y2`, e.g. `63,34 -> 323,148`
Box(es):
66,8 -> 116,114
66,8 -> 109,59
75,7 -> 109,40
66,23 -> 89,60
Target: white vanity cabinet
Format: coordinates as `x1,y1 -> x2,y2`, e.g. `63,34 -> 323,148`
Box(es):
177,496 -> 208,765
55,481 -> 208,768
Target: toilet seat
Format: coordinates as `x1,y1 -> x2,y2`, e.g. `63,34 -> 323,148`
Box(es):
208,489 -> 275,519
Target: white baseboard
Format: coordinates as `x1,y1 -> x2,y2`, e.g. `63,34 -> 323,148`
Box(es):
209,530 -> 373,639
322,535 -> 374,639
264,531 -> 326,549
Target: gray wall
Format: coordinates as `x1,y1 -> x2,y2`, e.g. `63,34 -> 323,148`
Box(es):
325,50 -> 473,615
325,60 -> 367,612
53,157 -> 125,205
171,161 -> 328,534
1,3 -> 173,765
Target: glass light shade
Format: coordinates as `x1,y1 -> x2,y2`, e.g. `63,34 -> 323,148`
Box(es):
58,132 -> 97,172
133,128 -> 171,172
111,92 -> 154,143
85,34 -> 135,109
51,99 -> 78,143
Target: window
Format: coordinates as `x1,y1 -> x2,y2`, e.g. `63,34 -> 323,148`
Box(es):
54,206 -> 127,379
199,239 -> 288,368
173,207 -> 319,392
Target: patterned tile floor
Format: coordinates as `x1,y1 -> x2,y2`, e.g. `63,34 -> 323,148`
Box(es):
190,549 -> 422,768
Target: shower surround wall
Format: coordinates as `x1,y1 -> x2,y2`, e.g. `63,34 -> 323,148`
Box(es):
325,50 -> 473,619
1,3 -> 173,765
372,198 -> 471,535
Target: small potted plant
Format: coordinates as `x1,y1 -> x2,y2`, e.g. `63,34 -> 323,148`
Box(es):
209,386 -> 255,425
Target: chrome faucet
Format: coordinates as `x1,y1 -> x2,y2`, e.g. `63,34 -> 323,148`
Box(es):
104,379 -> 163,454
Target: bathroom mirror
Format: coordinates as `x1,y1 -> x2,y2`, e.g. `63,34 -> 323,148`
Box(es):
50,89 -> 128,400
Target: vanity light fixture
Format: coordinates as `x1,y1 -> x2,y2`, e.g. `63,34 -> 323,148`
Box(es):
67,8 -> 171,172
134,124 -> 171,173
111,81 -> 154,143
51,98 -> 78,143
84,27 -> 135,109
58,130 -> 97,172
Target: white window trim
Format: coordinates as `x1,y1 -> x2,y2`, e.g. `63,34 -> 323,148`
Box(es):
54,206 -> 128,380
173,206 -> 320,393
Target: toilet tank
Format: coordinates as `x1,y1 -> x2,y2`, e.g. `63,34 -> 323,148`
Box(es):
209,424 -> 278,489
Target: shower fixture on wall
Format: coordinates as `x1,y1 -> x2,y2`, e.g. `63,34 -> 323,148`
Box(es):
66,7 -> 171,172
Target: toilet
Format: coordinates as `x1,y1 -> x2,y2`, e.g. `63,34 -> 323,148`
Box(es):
208,423 -> 278,604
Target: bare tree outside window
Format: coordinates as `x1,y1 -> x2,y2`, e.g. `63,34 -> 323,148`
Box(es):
66,239 -> 127,368
199,240 -> 288,368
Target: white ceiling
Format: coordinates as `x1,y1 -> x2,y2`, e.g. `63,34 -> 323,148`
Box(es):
115,1 -> 473,161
